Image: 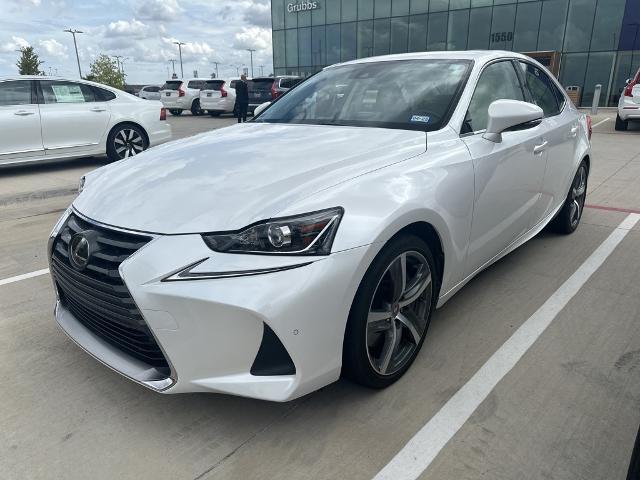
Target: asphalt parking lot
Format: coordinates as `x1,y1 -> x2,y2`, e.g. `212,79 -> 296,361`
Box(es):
1,109 -> 640,480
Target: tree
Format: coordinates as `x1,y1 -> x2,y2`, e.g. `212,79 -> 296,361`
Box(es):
16,46 -> 44,75
87,54 -> 125,89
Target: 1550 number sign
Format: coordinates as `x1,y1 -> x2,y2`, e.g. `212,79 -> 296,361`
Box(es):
490,32 -> 514,43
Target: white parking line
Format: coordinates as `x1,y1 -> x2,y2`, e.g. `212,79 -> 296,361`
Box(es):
592,117 -> 610,128
373,213 -> 640,480
0,268 -> 49,287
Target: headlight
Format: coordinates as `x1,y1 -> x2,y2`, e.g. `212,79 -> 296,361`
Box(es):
78,175 -> 86,194
202,207 -> 343,255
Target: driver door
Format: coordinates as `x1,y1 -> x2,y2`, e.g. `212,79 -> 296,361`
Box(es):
461,60 -> 548,277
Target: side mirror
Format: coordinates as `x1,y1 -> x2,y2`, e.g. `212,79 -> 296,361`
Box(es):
253,101 -> 271,117
483,99 -> 543,143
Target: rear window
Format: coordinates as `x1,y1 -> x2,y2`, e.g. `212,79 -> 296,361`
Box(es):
162,81 -> 182,91
187,80 -> 206,89
204,80 -> 225,91
92,86 -> 116,101
279,78 -> 301,89
249,79 -> 274,92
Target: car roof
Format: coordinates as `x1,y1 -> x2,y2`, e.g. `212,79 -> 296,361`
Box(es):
333,50 -> 531,68
0,75 -> 121,93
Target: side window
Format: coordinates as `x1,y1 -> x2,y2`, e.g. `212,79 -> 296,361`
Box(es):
517,62 -> 560,117
0,81 -> 33,106
92,86 -> 116,102
229,80 -> 238,89
464,61 -> 525,133
148,86 -> 160,92
40,81 -> 96,104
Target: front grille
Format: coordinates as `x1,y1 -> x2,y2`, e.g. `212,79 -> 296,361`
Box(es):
51,213 -> 170,371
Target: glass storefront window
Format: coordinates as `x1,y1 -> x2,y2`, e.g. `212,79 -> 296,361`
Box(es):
375,0 -> 392,18
609,51 -> 639,106
341,22 -> 357,61
326,24 -> 341,64
285,6 -> 297,29
342,0 -> 357,22
312,1 -> 326,25
430,0 -> 448,13
582,51 -> 615,106
590,0 -> 626,52
273,30 -> 286,69
513,1 -> 541,52
468,7 -> 491,50
490,4 -> 516,51
358,20 -> 375,58
447,9 -> 469,50
409,14 -> 428,52
564,0 -> 596,52
391,16 -> 410,54
299,8 -> 312,28
427,11 -> 448,50
312,25 -> 326,66
286,29 -> 298,67
299,27 -> 312,65
410,0 -> 429,15
392,0 -> 411,16
272,0 -> 285,30
359,0 -> 374,20
559,52 -> 588,97
536,0 -> 568,52
326,0 -> 341,24
450,0 -> 470,10
374,18 -> 391,55
470,0 -> 491,6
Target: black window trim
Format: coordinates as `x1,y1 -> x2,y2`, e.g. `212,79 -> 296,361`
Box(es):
460,57 -> 528,137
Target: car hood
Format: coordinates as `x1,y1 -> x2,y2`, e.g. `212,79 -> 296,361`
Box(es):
74,123 -> 426,234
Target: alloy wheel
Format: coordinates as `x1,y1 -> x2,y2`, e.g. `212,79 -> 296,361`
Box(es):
366,251 -> 433,376
569,165 -> 587,228
114,129 -> 145,159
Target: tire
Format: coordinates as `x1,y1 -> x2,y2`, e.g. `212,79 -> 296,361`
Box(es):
615,114 -> 628,131
191,100 -> 204,116
342,234 -> 438,389
550,160 -> 588,234
169,109 -> 182,116
106,124 -> 148,162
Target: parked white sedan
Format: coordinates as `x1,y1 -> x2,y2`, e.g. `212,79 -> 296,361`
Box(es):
0,76 -> 171,167
50,51 -> 590,401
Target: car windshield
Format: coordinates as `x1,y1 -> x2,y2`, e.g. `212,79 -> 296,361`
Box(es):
254,59 -> 472,131
162,81 -> 182,90
204,80 -> 224,90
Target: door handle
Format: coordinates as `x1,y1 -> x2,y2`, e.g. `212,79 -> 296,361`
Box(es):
14,110 -> 35,116
570,125 -> 579,137
90,107 -> 107,112
533,140 -> 548,154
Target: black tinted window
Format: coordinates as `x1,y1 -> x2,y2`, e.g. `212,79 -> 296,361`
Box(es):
279,78 -> 301,89
249,79 -> 274,92
464,61 -> 525,133
162,81 -> 182,91
40,81 -> 96,104
256,60 -> 472,132
204,80 -> 225,90
518,62 -> 560,117
92,86 -> 116,101
144,86 -> 160,92
0,80 -> 32,106
229,80 -> 238,88
187,80 -> 205,89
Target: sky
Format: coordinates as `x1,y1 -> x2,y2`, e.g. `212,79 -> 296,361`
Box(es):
0,0 -> 274,83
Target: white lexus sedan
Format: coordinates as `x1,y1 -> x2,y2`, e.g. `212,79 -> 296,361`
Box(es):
49,52 -> 591,401
0,76 -> 171,167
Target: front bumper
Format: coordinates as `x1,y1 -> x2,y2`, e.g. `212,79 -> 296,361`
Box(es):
50,209 -> 371,401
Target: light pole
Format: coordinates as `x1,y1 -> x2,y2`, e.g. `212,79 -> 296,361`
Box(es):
259,65 -> 264,76
112,55 -> 122,73
168,59 -> 177,76
246,48 -> 256,77
173,41 -> 186,78
213,61 -> 220,79
120,57 -> 129,79
63,28 -> 83,78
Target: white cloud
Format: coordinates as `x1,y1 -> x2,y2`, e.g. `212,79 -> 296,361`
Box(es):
38,38 -> 68,58
233,27 -> 271,51
107,19 -> 150,37
0,36 -> 30,53
135,0 -> 183,22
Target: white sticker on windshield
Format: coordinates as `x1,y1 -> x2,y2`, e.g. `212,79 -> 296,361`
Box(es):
410,115 -> 430,123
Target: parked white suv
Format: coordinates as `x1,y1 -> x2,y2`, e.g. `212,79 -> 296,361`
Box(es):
160,78 -> 208,116
616,67 -> 640,131
199,79 -> 239,116
138,85 -> 161,100
0,75 -> 171,167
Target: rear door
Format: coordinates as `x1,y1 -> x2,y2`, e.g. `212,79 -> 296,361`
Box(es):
248,78 -> 274,104
516,61 -> 578,221
0,79 -> 43,163
38,80 -> 112,155
461,60 -> 547,276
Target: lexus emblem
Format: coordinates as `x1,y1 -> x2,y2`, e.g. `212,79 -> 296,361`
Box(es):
69,233 -> 90,270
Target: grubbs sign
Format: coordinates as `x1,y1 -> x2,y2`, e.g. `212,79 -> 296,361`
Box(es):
287,1 -> 319,13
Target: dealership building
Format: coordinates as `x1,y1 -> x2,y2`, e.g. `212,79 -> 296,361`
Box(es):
271,0 -> 640,107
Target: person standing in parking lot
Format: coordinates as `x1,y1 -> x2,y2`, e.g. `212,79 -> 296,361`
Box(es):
235,74 -> 249,123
